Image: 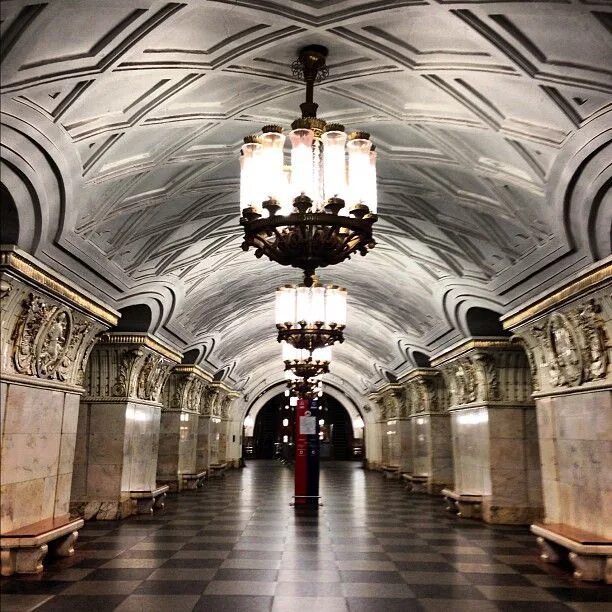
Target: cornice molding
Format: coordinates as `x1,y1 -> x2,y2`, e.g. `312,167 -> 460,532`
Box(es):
171,364 -> 213,383
97,332 -> 182,363
430,337 -> 521,368
0,246 -> 119,326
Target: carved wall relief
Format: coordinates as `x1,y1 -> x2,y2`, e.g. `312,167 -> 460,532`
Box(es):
2,286 -> 107,388
512,292 -> 610,393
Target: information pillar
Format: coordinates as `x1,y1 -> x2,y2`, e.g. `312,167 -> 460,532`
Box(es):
294,398 -> 320,505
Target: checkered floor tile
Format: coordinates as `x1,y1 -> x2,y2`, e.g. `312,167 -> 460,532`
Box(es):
1,461 -> 610,611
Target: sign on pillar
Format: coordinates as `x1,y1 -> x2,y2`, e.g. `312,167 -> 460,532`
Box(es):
294,398 -> 320,505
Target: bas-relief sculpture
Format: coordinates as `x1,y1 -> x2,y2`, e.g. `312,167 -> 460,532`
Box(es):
0,249 -> 115,575
433,340 -> 542,525
505,269 -> 611,583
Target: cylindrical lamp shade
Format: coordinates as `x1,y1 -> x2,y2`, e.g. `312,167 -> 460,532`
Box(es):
310,285 -> 325,323
260,130 -> 286,205
321,130 -> 347,204
295,285 -> 311,323
240,142 -> 263,211
368,149 -> 377,214
275,286 -> 296,326
325,286 -> 347,327
347,137 -> 372,210
289,129 -> 314,201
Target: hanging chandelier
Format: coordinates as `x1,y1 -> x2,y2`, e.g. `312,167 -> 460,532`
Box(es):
282,343 -> 331,379
239,45 -> 378,287
276,281 -> 346,351
286,374 -> 323,399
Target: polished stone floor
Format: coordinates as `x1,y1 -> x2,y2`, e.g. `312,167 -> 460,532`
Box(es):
1,461 -> 611,611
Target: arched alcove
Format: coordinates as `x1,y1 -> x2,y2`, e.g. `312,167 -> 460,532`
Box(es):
465,307 -> 511,337
0,184 -> 19,244
413,351 -> 431,368
114,304 -> 153,333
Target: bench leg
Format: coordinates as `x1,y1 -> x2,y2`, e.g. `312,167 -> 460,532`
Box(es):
457,500 -> 480,519
183,479 -> 199,491
2,545 -> 49,575
51,531 -> 79,558
569,552 -> 606,582
443,496 -> 457,513
536,536 -> 565,564
153,493 -> 166,511
135,498 -> 155,514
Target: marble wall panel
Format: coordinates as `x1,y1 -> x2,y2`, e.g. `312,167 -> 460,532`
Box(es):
451,406 -> 491,496
1,383 -> 81,532
429,414 -> 453,487
412,416 -> 429,476
538,389 -> 611,537
196,417 -> 211,471
398,419 -> 413,473
0,382 -> 7,440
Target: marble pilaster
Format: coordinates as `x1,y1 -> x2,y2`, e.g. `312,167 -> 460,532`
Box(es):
433,338 -> 543,524
157,365 -> 211,491
371,385 -> 403,472
0,248 -> 115,574
402,369 -> 453,495
70,333 -> 180,519
503,259 -> 611,581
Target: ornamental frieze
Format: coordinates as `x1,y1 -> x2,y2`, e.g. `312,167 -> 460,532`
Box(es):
401,370 -> 447,415
434,341 -> 532,408
83,334 -> 181,403
510,292 -> 610,393
1,281 -> 107,388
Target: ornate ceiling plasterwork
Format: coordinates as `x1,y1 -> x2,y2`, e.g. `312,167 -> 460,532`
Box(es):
1,0 -> 610,396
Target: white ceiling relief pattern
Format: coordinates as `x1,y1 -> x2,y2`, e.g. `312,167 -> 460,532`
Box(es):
1,0 -> 610,396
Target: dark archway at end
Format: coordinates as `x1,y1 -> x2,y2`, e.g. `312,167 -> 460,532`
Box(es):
465,307 -> 511,337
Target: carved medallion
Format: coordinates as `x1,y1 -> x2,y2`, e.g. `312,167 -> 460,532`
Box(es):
548,313 -> 582,387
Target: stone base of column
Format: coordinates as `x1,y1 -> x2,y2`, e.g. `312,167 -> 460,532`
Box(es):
70,498 -> 134,521
483,501 -> 543,525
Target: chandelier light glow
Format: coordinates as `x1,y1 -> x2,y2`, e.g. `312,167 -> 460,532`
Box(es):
275,282 -> 347,351
282,342 -> 331,379
239,45 -> 377,287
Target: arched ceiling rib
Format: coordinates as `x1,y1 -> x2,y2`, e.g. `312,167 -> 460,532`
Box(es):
1,0 -> 610,397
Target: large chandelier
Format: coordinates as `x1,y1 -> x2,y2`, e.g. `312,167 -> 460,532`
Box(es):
239,45 -> 378,287
286,374 -> 323,399
276,281 -> 346,351
283,343 -> 331,379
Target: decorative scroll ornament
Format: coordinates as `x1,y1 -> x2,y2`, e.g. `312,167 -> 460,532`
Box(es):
112,349 -> 144,396
472,353 -> 501,402
573,299 -> 607,382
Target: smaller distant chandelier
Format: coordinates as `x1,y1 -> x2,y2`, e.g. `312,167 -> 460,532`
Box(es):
239,44 -> 377,287
282,342 -> 331,379
276,281 -> 346,351
286,373 -> 323,399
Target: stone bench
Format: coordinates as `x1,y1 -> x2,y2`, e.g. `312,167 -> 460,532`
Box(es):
1,516 -> 84,576
401,473 -> 428,493
442,488 -> 482,519
209,462 -> 228,477
130,485 -> 170,514
382,465 -> 400,479
532,522 -> 612,584
181,470 -> 207,490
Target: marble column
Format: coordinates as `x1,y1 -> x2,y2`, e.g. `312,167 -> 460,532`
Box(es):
433,338 -> 543,524
70,333 -> 180,519
0,248 -> 115,571
157,366 -> 211,491
403,369 -> 453,494
503,261 -> 611,581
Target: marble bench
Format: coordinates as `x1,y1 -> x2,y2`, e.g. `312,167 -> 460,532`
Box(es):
130,485 -> 170,514
1,516 -> 84,576
181,470 -> 208,490
442,488 -> 483,519
401,473 -> 428,493
209,462 -> 228,477
532,522 -> 612,584
382,465 -> 400,479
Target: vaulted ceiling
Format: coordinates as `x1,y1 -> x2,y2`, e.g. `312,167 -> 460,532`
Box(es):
1,0 -> 610,402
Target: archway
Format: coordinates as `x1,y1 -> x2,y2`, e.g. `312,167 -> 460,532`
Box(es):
243,392 -> 363,461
